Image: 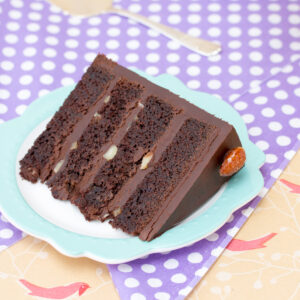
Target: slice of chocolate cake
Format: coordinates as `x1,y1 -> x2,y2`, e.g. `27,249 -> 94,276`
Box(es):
20,54 -> 246,241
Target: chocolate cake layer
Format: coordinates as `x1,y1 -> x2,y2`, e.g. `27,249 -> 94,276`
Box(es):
75,96 -> 176,221
110,118 -> 218,236
20,56 -> 115,183
48,79 -> 144,200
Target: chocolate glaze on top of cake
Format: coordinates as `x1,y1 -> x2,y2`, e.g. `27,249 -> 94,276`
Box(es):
20,54 -> 245,241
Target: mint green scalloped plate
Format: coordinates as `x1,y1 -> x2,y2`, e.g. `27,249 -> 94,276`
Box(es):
0,71 -> 265,263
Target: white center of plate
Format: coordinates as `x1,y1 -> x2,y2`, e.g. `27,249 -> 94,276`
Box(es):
16,118 -> 225,239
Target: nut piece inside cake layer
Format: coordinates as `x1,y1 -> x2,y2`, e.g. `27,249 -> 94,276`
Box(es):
19,54 -> 245,241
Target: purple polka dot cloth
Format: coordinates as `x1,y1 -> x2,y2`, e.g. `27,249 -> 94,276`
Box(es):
0,0 -> 300,299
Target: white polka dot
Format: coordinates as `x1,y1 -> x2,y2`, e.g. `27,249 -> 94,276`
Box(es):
45,36 -> 58,46
271,169 -> 281,179
61,77 -> 75,86
0,229 -> 13,239
227,14 -> 241,24
146,66 -> 159,76
48,15 -> 62,23
208,27 -> 221,37
229,80 -> 243,89
289,118 -> 300,128
154,292 -> 170,300
289,14 -> 300,25
164,258 -> 179,270
249,127 -> 262,136
65,39 -> 78,49
289,27 -> 300,38
28,11 -> 41,21
66,27 -> 80,37
267,80 -> 280,88
38,89 -> 50,97
17,89 -> 31,100
208,14 -> 222,24
266,154 -> 278,164
0,89 -> 10,100
23,47 -> 36,57
261,107 -> 275,118
16,104 -> 27,115
9,10 -> 22,19
0,75 -> 12,85
248,14 -> 262,23
211,246 -> 224,257
187,53 -> 201,62
166,53 -> 180,63
187,80 -> 200,89
229,65 -> 242,76
86,40 -> 100,50
269,38 -> 283,49
242,114 -> 255,124
87,28 -> 100,37
270,53 -> 283,63
108,16 -> 121,25
187,66 -> 200,76
228,52 -> 242,61
268,121 -> 282,132
149,3 -> 162,12
88,17 -> 101,26
290,42 -> 300,51
276,136 -> 291,146
256,140 -> 269,151
274,90 -> 288,100
208,80 -> 221,90
141,264 -> 155,273
167,14 -> 181,25
127,27 -> 140,37
269,28 -> 282,36
106,40 -> 119,50
187,252 -> 203,264
125,53 -> 139,63
40,74 -> 54,85
249,51 -> 263,62
41,61 -> 55,71
147,278 -> 162,288
19,74 -> 33,85
84,52 -> 97,63
171,273 -> 187,284
179,286 -> 193,296
227,226 -> 239,237
195,267 -> 208,277
5,34 -> 18,44
118,263 -> 133,273
287,76 -> 300,85
62,63 -> 76,74
295,88 -> 300,97
1,61 -> 14,71
249,39 -> 263,48
284,150 -> 296,160
146,53 -> 160,63
131,293 -> 146,300
216,272 -> 232,281
43,48 -> 57,58
167,40 -> 181,50
64,51 -> 77,60
208,66 -> 221,75
6,21 -> 20,31
228,27 -> 242,37
0,104 -> 8,114
228,40 -> 242,49
188,3 -> 202,12
234,101 -> 248,111
25,34 -> 38,44
147,40 -> 160,50
126,40 -> 140,50
124,278 -> 139,288
281,104 -> 295,115
248,27 -> 262,37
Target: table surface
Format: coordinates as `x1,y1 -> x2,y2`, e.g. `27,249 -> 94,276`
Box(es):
1,0 -> 300,299
0,151 -> 299,299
